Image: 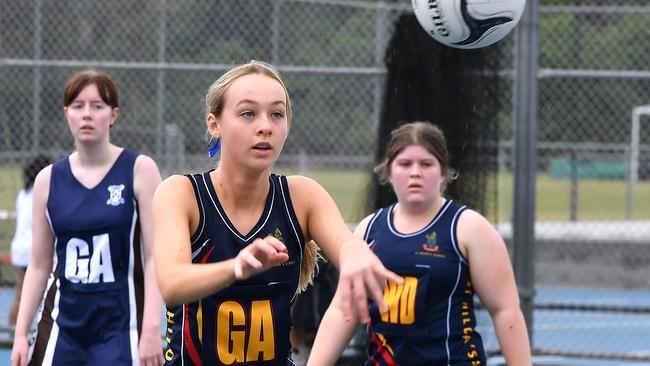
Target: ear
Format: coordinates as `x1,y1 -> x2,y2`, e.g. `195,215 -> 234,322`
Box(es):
63,106 -> 69,119
206,113 -> 221,139
110,107 -> 120,128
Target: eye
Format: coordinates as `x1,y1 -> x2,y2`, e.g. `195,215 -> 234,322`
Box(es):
70,102 -> 83,109
271,111 -> 285,119
241,111 -> 254,118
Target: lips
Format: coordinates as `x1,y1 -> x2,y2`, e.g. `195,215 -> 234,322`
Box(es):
253,142 -> 272,150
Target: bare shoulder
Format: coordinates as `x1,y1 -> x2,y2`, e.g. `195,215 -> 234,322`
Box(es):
154,174 -> 200,229
155,174 -> 194,199
458,208 -> 488,226
285,175 -> 329,202
285,174 -> 320,189
134,154 -> 161,177
133,154 -> 162,196
32,164 -> 53,199
457,208 -> 504,249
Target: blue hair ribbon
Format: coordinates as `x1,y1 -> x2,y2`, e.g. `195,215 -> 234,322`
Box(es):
208,137 -> 221,158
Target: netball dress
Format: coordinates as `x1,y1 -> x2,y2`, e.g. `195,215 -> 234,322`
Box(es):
30,149 -> 145,366
163,172 -> 305,366
364,200 -> 486,366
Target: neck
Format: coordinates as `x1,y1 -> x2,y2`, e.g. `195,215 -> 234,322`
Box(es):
393,197 -> 445,232
74,142 -> 115,166
212,161 -> 270,207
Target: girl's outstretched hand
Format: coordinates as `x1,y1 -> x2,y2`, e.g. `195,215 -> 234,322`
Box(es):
336,239 -> 403,323
233,236 -> 289,280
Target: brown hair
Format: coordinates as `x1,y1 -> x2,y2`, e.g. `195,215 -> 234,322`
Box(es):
63,70 -> 119,108
374,121 -> 456,189
205,60 -> 292,128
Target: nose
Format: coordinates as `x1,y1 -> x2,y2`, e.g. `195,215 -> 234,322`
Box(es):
410,165 -> 421,177
81,104 -> 92,118
257,115 -> 272,137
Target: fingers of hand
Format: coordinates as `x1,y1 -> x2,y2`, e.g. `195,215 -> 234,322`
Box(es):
382,267 -> 404,285
251,238 -> 288,265
264,235 -> 288,253
241,249 -> 263,270
364,269 -> 387,313
233,258 -> 244,279
335,277 -> 353,322
353,276 -> 370,323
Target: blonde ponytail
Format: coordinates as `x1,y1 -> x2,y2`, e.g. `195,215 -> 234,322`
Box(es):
298,240 -> 323,293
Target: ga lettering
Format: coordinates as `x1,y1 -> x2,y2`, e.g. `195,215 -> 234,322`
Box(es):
217,300 -> 275,364
64,234 -> 115,283
380,276 -> 418,325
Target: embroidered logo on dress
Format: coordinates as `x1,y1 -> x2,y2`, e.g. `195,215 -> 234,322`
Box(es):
106,184 -> 125,206
273,228 -> 283,242
422,231 -> 440,252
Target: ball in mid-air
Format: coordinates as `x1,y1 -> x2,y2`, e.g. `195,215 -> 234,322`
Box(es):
412,0 -> 526,49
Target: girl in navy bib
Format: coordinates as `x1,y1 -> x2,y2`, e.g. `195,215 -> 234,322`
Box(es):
12,70 -> 164,366
310,122 -> 532,366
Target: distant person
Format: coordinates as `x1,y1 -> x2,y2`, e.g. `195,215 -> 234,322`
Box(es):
11,70 -> 164,366
309,121 -> 531,365
8,155 -> 52,326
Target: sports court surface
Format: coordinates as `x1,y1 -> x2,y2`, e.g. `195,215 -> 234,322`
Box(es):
0,286 -> 648,365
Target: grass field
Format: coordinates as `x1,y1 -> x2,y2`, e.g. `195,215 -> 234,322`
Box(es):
3,166 -> 650,249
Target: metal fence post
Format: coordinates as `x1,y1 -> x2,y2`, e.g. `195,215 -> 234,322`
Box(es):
512,0 -> 539,342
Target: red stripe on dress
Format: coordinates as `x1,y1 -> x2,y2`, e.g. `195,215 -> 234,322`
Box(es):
199,246 -> 215,263
181,245 -> 216,365
183,303 -> 203,366
370,331 -> 398,366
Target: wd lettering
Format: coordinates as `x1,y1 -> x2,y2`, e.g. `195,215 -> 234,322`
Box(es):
216,300 -> 275,364
380,276 -> 418,325
164,310 -> 175,361
64,233 -> 115,283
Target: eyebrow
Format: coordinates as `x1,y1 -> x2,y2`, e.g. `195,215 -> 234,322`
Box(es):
236,99 -> 286,107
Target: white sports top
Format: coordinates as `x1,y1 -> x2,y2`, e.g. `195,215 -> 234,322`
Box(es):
10,189 -> 33,267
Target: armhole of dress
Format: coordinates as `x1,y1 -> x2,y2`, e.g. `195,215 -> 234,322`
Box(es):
186,174 -> 206,246
276,175 -> 306,257
451,204 -> 469,265
363,208 -> 384,244
129,150 -> 139,205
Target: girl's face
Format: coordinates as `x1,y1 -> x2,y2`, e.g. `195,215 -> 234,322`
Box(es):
209,73 -> 288,171
388,144 -> 445,207
63,84 -> 118,145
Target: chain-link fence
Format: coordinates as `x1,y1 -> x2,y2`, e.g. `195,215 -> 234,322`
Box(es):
2,0 -> 650,361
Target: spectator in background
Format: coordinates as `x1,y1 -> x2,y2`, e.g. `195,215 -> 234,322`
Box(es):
8,154 -> 52,326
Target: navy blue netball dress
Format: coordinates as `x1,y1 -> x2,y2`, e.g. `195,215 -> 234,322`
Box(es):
163,172 -> 305,366
363,200 -> 486,366
31,149 -> 145,365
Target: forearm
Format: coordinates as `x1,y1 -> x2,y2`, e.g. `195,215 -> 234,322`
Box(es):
141,255 -> 164,332
158,259 -> 238,306
492,308 -> 532,365
307,298 -> 358,366
14,265 -> 51,338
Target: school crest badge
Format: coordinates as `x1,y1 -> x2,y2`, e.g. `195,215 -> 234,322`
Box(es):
106,184 -> 125,206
